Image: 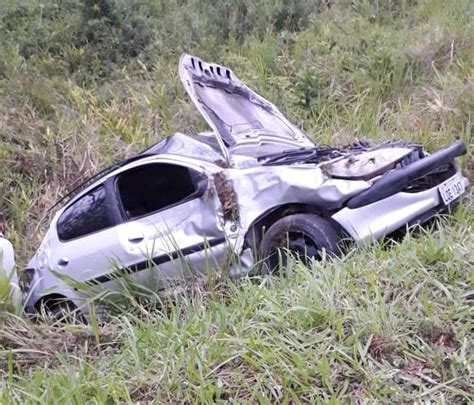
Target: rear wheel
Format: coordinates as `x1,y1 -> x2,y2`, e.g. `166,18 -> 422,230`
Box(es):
260,213 -> 342,274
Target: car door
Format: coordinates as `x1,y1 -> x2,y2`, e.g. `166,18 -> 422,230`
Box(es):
49,183 -> 139,293
112,161 -> 228,292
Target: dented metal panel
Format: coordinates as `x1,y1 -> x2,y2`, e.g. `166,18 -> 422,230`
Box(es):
222,165 -> 372,252
327,147 -> 413,180
179,53 -> 314,163
332,174 -> 470,244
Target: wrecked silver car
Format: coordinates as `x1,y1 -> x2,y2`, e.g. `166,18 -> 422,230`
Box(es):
22,54 -> 469,317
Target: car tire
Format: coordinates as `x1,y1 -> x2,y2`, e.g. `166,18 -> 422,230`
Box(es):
260,213 -> 342,274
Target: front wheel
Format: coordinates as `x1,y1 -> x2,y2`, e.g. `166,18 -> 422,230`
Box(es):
260,213 -> 342,274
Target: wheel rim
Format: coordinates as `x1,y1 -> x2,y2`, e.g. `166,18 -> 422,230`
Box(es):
286,231 -> 320,260
264,231 -> 320,274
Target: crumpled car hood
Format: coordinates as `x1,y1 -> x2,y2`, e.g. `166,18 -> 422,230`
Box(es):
179,54 -> 315,163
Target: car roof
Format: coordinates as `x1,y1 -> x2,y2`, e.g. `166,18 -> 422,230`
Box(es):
50,134 -> 224,214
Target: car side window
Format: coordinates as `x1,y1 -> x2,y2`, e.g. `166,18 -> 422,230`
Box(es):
57,185 -> 113,241
117,163 -> 203,220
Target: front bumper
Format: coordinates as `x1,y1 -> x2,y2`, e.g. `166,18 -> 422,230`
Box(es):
332,169 -> 469,245
346,141 -> 467,209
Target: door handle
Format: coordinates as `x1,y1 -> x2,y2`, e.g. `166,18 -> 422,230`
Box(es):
128,234 -> 145,243
58,257 -> 69,266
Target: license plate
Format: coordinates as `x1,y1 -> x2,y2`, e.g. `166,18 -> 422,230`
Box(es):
439,172 -> 465,205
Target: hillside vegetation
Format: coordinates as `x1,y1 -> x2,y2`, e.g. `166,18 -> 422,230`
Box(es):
0,0 -> 473,402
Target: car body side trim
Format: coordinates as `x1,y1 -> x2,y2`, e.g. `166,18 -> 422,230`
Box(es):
86,236 -> 227,285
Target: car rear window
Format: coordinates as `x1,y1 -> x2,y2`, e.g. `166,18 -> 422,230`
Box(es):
57,185 -> 113,241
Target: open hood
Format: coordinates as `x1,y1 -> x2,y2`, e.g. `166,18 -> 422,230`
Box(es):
179,54 -> 315,163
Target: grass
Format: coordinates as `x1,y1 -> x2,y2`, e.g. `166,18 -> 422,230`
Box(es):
0,0 -> 473,402
1,212 -> 473,402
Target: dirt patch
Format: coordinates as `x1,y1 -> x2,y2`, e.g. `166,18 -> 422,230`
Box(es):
402,360 -> 425,375
419,322 -> 457,349
367,335 -> 394,361
213,172 -> 240,223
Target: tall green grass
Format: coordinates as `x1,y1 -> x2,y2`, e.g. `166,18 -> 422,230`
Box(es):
1,214 -> 473,402
0,0 -> 472,402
